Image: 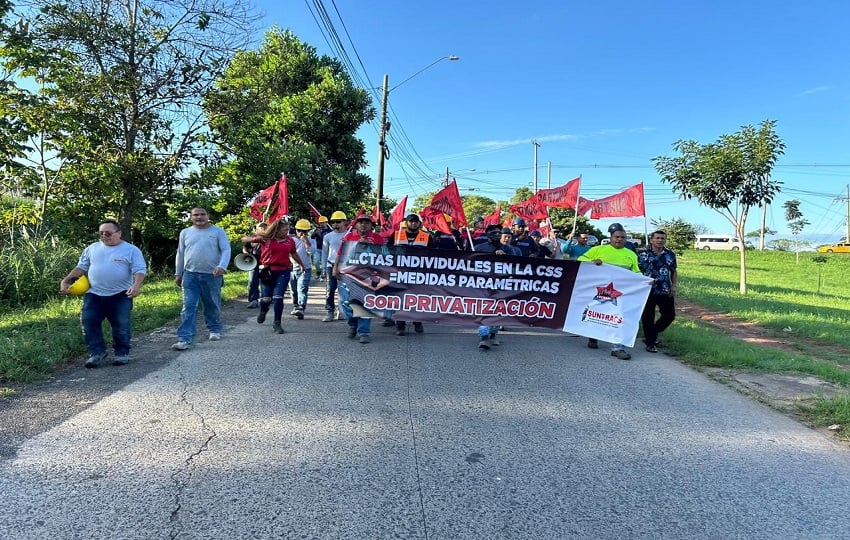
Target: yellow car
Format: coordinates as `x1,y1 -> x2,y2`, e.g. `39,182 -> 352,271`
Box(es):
817,242 -> 850,253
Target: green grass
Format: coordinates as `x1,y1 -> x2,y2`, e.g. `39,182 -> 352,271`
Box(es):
0,272 -> 245,384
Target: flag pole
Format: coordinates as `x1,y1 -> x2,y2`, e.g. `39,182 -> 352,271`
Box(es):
570,175 -> 582,236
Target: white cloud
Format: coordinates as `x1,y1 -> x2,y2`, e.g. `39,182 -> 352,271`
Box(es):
798,85 -> 832,96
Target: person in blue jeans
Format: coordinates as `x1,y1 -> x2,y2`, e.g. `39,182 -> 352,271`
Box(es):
172,207 -> 231,350
60,219 -> 147,368
472,226 -> 520,349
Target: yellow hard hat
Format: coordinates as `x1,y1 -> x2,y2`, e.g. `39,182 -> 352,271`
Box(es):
318,215 -> 328,223
444,213 -> 453,224
330,210 -> 347,221
295,219 -> 311,231
68,275 -> 90,296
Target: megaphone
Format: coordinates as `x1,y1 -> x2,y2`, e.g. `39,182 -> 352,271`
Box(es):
233,253 -> 257,271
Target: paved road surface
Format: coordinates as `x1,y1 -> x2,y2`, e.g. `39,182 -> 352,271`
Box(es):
2,287 -> 850,539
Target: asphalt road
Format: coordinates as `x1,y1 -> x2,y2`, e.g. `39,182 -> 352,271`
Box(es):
2,286 -> 850,539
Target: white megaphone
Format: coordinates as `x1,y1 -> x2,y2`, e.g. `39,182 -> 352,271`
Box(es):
233,253 -> 258,271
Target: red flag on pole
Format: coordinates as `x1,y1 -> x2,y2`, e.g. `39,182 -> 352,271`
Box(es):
509,195 -> 549,220
420,205 -> 453,234
268,173 -> 289,221
429,180 -> 468,228
576,196 -> 595,216
250,182 -> 278,222
379,196 -> 408,238
307,202 -> 322,222
590,182 -> 645,219
347,206 -> 367,229
534,177 -> 581,209
482,205 -> 502,227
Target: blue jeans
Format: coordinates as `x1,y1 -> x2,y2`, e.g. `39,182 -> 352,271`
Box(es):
260,269 -> 291,322
247,268 -> 261,302
324,264 -> 339,312
339,282 -> 371,336
81,292 -> 133,356
289,267 -> 312,309
478,325 -> 498,339
177,271 -> 223,343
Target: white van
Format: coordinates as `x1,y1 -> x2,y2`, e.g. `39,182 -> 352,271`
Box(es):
694,234 -> 744,251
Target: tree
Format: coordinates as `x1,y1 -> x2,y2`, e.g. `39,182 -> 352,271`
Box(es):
204,28 -> 374,222
1,0 -> 259,243
653,120 -> 785,294
783,199 -> 809,264
650,217 -> 698,253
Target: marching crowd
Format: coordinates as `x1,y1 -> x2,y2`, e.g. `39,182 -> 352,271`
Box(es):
59,207 -> 677,367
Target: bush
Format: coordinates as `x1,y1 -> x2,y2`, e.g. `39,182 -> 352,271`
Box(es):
0,227 -> 81,309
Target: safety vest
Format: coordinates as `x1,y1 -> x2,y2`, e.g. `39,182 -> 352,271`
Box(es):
395,229 -> 431,247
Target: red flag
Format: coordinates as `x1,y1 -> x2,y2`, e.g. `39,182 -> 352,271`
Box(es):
482,205 -> 502,227
590,182 -> 645,219
371,206 -> 385,229
379,196 -> 408,238
428,180 -> 468,228
509,195 -> 549,220
420,205 -> 452,235
534,177 -> 581,209
576,196 -> 595,216
347,206 -> 367,229
250,182 -> 278,222
307,202 -> 322,222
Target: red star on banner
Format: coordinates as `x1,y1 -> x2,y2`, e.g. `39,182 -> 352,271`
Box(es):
593,282 -> 623,304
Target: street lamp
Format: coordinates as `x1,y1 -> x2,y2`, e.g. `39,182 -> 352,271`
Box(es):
376,55 -> 459,212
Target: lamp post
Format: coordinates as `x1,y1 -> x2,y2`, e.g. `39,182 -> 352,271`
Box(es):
376,55 -> 459,212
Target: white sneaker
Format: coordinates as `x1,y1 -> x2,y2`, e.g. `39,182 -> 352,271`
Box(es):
209,333 -> 221,341
322,312 -> 334,322
172,341 -> 192,350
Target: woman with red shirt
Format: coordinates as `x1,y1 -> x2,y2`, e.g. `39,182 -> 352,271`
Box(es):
241,218 -> 305,334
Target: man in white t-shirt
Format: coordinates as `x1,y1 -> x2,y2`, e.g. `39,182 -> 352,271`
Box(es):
60,219 -> 147,368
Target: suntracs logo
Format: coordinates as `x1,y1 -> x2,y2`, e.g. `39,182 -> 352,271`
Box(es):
581,281 -> 624,327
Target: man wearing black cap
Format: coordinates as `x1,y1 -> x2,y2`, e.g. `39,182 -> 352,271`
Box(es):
387,213 -> 437,335
474,226 -> 520,349
607,222 -> 639,254
578,224 -> 641,360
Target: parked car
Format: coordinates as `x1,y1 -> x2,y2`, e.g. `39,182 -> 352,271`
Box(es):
817,242 -> 850,253
694,234 -> 745,251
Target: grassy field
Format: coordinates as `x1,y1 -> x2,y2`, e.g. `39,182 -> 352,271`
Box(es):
1,251 -> 848,434
0,273 -> 245,383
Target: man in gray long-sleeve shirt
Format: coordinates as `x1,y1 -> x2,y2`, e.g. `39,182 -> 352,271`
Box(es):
172,207 -> 231,350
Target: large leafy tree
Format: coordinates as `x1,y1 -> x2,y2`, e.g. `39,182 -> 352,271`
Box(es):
204,28 -> 374,222
653,120 -> 785,293
650,217 -> 699,254
1,0 -> 258,243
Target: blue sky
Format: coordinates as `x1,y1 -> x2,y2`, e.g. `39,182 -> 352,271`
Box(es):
255,0 -> 850,241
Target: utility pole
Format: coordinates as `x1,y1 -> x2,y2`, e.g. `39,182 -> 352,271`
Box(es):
375,74 -> 390,214
547,161 -> 552,189
839,184 -> 850,242
532,140 -> 540,193
444,167 -> 450,187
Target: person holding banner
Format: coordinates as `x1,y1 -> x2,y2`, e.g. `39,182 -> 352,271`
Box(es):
578,224 -> 640,360
474,226 -> 521,349
638,230 -> 678,353
562,232 -> 592,260
334,214 -> 386,344
387,213 -> 437,336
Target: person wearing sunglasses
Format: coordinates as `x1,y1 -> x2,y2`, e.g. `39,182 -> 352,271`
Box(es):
60,219 -> 147,368
320,210 -> 350,322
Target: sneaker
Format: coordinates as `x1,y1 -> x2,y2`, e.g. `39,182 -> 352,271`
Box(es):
209,333 -> 221,341
359,334 -> 371,344
478,337 -> 490,349
257,310 -> 267,324
335,308 -> 343,320
587,338 -> 599,349
247,301 -> 258,309
413,322 -> 424,334
489,333 -> 500,346
294,310 -> 304,320
171,341 -> 192,351
84,352 -> 107,368
611,349 -> 632,360
381,318 -> 395,327
112,355 -> 129,366
273,322 -> 284,334
347,327 -> 357,338
322,312 -> 334,322
645,344 -> 658,353
395,328 -> 406,336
